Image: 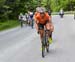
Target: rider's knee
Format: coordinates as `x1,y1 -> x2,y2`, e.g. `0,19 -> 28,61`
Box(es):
46,23 -> 54,32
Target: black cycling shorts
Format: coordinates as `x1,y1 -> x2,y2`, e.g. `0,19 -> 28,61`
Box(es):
38,24 -> 44,30
38,20 -> 49,30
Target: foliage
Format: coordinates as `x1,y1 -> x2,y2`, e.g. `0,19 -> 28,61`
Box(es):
50,0 -> 75,11
0,0 -> 75,21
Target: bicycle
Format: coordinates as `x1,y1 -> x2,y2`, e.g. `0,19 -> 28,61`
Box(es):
42,27 -> 51,58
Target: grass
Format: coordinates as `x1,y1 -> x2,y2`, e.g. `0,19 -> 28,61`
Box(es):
0,20 -> 20,31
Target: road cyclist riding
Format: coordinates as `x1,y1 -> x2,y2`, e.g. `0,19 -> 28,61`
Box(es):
34,7 -> 54,57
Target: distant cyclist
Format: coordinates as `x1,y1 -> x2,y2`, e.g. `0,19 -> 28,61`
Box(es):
23,13 -> 28,25
28,11 -> 34,28
59,8 -> 64,18
34,7 -> 54,44
19,13 -> 23,27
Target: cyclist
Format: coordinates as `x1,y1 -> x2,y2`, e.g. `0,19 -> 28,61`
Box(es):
28,11 -> 34,28
34,7 -> 54,44
59,8 -> 64,18
19,13 -> 23,27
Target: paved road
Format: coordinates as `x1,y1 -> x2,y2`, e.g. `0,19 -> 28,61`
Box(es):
0,15 -> 75,62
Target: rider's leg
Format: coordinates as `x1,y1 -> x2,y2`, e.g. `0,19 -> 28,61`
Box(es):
39,30 -> 44,43
49,31 -> 52,39
37,24 -> 44,43
45,23 -> 53,44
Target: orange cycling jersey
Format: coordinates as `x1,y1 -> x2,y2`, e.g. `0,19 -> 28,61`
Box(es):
35,12 -> 51,24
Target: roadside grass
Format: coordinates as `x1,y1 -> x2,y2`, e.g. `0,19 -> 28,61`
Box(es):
0,20 -> 20,31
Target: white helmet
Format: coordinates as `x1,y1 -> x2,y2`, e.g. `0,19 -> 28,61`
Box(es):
36,7 -> 46,13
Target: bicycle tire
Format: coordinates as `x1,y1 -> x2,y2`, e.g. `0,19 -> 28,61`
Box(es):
42,44 -> 45,58
45,31 -> 50,53
42,32 -> 46,58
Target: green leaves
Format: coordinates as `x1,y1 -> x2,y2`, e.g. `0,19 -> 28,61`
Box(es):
49,0 -> 75,11
0,0 -> 75,21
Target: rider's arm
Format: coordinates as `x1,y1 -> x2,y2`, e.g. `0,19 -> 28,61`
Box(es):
46,12 -> 52,24
33,14 -> 40,24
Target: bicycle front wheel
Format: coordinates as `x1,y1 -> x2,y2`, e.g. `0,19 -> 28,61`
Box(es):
42,44 -> 45,58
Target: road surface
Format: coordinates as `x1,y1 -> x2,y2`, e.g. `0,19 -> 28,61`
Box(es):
0,15 -> 75,62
